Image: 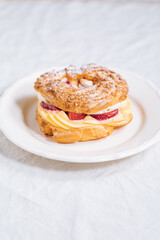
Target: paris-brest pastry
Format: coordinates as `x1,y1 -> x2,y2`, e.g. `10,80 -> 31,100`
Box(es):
34,64 -> 133,143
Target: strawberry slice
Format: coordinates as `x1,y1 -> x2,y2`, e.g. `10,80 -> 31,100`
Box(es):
66,80 -> 71,86
91,109 -> 118,120
40,101 -> 60,111
68,112 -> 86,120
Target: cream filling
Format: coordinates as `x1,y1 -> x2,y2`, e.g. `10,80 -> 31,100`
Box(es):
94,100 -> 126,114
37,93 -> 126,114
38,97 -> 131,129
37,93 -> 46,102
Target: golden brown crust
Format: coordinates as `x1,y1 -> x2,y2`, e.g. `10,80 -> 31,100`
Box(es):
34,64 -> 128,114
36,109 -> 133,143
36,110 -> 114,143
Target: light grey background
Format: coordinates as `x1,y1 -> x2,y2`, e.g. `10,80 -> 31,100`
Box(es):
0,1 -> 160,97
0,1 -> 160,240
1,0 -> 160,2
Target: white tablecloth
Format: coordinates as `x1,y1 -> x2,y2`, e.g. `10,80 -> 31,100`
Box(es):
0,1 -> 160,239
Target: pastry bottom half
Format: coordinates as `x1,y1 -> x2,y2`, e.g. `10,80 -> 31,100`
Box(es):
36,110 -> 114,143
36,107 -> 133,143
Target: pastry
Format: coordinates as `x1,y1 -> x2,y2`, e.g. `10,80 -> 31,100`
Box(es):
34,64 -> 133,143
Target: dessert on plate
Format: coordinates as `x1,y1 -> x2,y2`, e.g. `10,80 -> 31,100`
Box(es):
34,64 -> 133,143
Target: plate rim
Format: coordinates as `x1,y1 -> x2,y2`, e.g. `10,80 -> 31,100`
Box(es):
0,67 -> 160,163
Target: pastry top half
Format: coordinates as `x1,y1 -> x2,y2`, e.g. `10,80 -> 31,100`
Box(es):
34,63 -> 129,114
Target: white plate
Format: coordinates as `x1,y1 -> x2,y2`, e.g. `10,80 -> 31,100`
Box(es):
0,67 -> 160,163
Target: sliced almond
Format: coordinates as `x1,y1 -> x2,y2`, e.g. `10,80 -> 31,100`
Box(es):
70,80 -> 78,88
80,79 -> 93,87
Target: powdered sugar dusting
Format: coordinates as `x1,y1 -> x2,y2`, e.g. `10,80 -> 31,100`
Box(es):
34,64 -> 129,113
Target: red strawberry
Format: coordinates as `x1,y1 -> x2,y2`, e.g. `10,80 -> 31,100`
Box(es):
68,112 -> 86,120
91,109 -> 118,120
66,80 -> 71,86
40,101 -> 60,111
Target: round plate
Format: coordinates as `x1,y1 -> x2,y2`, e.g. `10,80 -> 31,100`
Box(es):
0,67 -> 160,163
